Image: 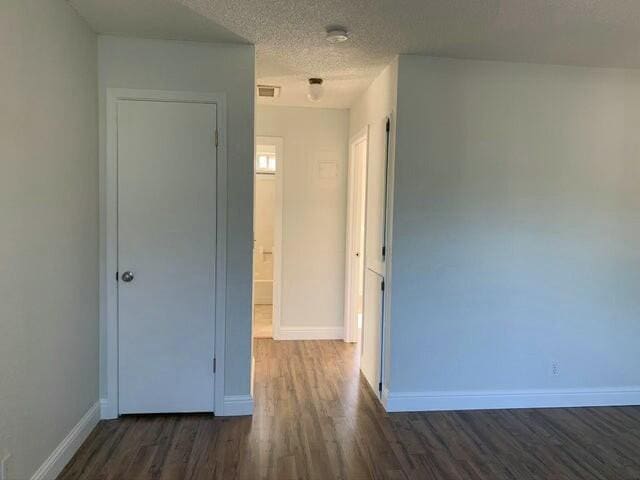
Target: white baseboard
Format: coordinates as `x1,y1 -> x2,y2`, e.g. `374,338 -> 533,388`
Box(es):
383,386 -> 640,413
31,401 -> 100,480
275,325 -> 344,340
99,398 -> 117,420
223,395 -> 254,416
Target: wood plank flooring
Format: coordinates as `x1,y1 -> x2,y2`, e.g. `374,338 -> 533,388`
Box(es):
59,340 -> 640,479
253,304 -> 273,338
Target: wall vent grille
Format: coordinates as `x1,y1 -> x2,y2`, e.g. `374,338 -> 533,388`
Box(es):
257,85 -> 281,98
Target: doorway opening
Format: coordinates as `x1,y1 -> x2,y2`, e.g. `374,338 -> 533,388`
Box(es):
253,137 -> 283,339
251,106 -> 387,407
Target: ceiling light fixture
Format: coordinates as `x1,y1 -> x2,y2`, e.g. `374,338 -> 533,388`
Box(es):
307,78 -> 324,102
326,27 -> 350,43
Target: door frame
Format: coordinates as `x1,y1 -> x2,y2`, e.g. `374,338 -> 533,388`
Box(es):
103,88 -> 227,418
343,126 -> 369,344
253,136 -> 284,340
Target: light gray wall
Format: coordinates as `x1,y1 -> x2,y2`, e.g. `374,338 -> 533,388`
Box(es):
256,106 -> 349,334
349,61 -> 398,391
390,55 -> 640,397
0,1 -> 98,477
350,61 -> 398,276
98,36 -> 255,398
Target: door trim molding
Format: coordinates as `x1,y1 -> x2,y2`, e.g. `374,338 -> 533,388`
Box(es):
343,126 -> 369,344
254,136 -> 284,340
103,88 -> 227,418
223,395 -> 255,416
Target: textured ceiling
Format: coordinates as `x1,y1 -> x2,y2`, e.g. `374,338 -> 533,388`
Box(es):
71,0 -> 640,108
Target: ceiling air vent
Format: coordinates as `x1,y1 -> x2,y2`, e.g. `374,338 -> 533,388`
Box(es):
257,85 -> 281,98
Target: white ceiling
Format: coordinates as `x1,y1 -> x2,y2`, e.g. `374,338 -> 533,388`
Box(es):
68,0 -> 246,44
71,0 -> 640,108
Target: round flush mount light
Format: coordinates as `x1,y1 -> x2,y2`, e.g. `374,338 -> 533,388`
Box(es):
326,27 -> 350,43
307,78 -> 324,102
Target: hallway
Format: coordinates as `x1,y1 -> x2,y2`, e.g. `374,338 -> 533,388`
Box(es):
59,340 -> 640,480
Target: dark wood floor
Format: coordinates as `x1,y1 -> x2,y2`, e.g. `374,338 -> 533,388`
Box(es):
59,340 -> 640,479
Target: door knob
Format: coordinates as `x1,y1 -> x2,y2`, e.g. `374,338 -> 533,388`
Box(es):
121,271 -> 135,283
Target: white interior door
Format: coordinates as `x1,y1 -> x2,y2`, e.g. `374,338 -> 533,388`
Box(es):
345,136 -> 368,343
360,117 -> 391,396
361,268 -> 383,393
353,139 -> 367,316
117,99 -> 217,414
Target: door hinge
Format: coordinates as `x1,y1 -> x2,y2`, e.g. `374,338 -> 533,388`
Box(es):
386,118 -> 390,132
116,271 -> 119,281
213,357 -> 216,373
381,245 -> 386,259
214,129 -> 219,147
381,280 -> 385,292
378,382 -> 383,392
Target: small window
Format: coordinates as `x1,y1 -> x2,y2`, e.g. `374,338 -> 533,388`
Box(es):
256,153 -> 276,173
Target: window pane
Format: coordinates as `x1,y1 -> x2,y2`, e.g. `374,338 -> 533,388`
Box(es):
256,152 -> 276,173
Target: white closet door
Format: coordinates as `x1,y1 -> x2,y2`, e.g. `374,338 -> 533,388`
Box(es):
361,268 -> 383,395
117,99 -> 217,414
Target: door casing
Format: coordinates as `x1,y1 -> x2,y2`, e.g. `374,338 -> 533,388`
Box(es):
103,89 -> 228,418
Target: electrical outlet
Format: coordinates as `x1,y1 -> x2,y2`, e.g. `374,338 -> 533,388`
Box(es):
1,453 -> 11,480
551,361 -> 560,376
